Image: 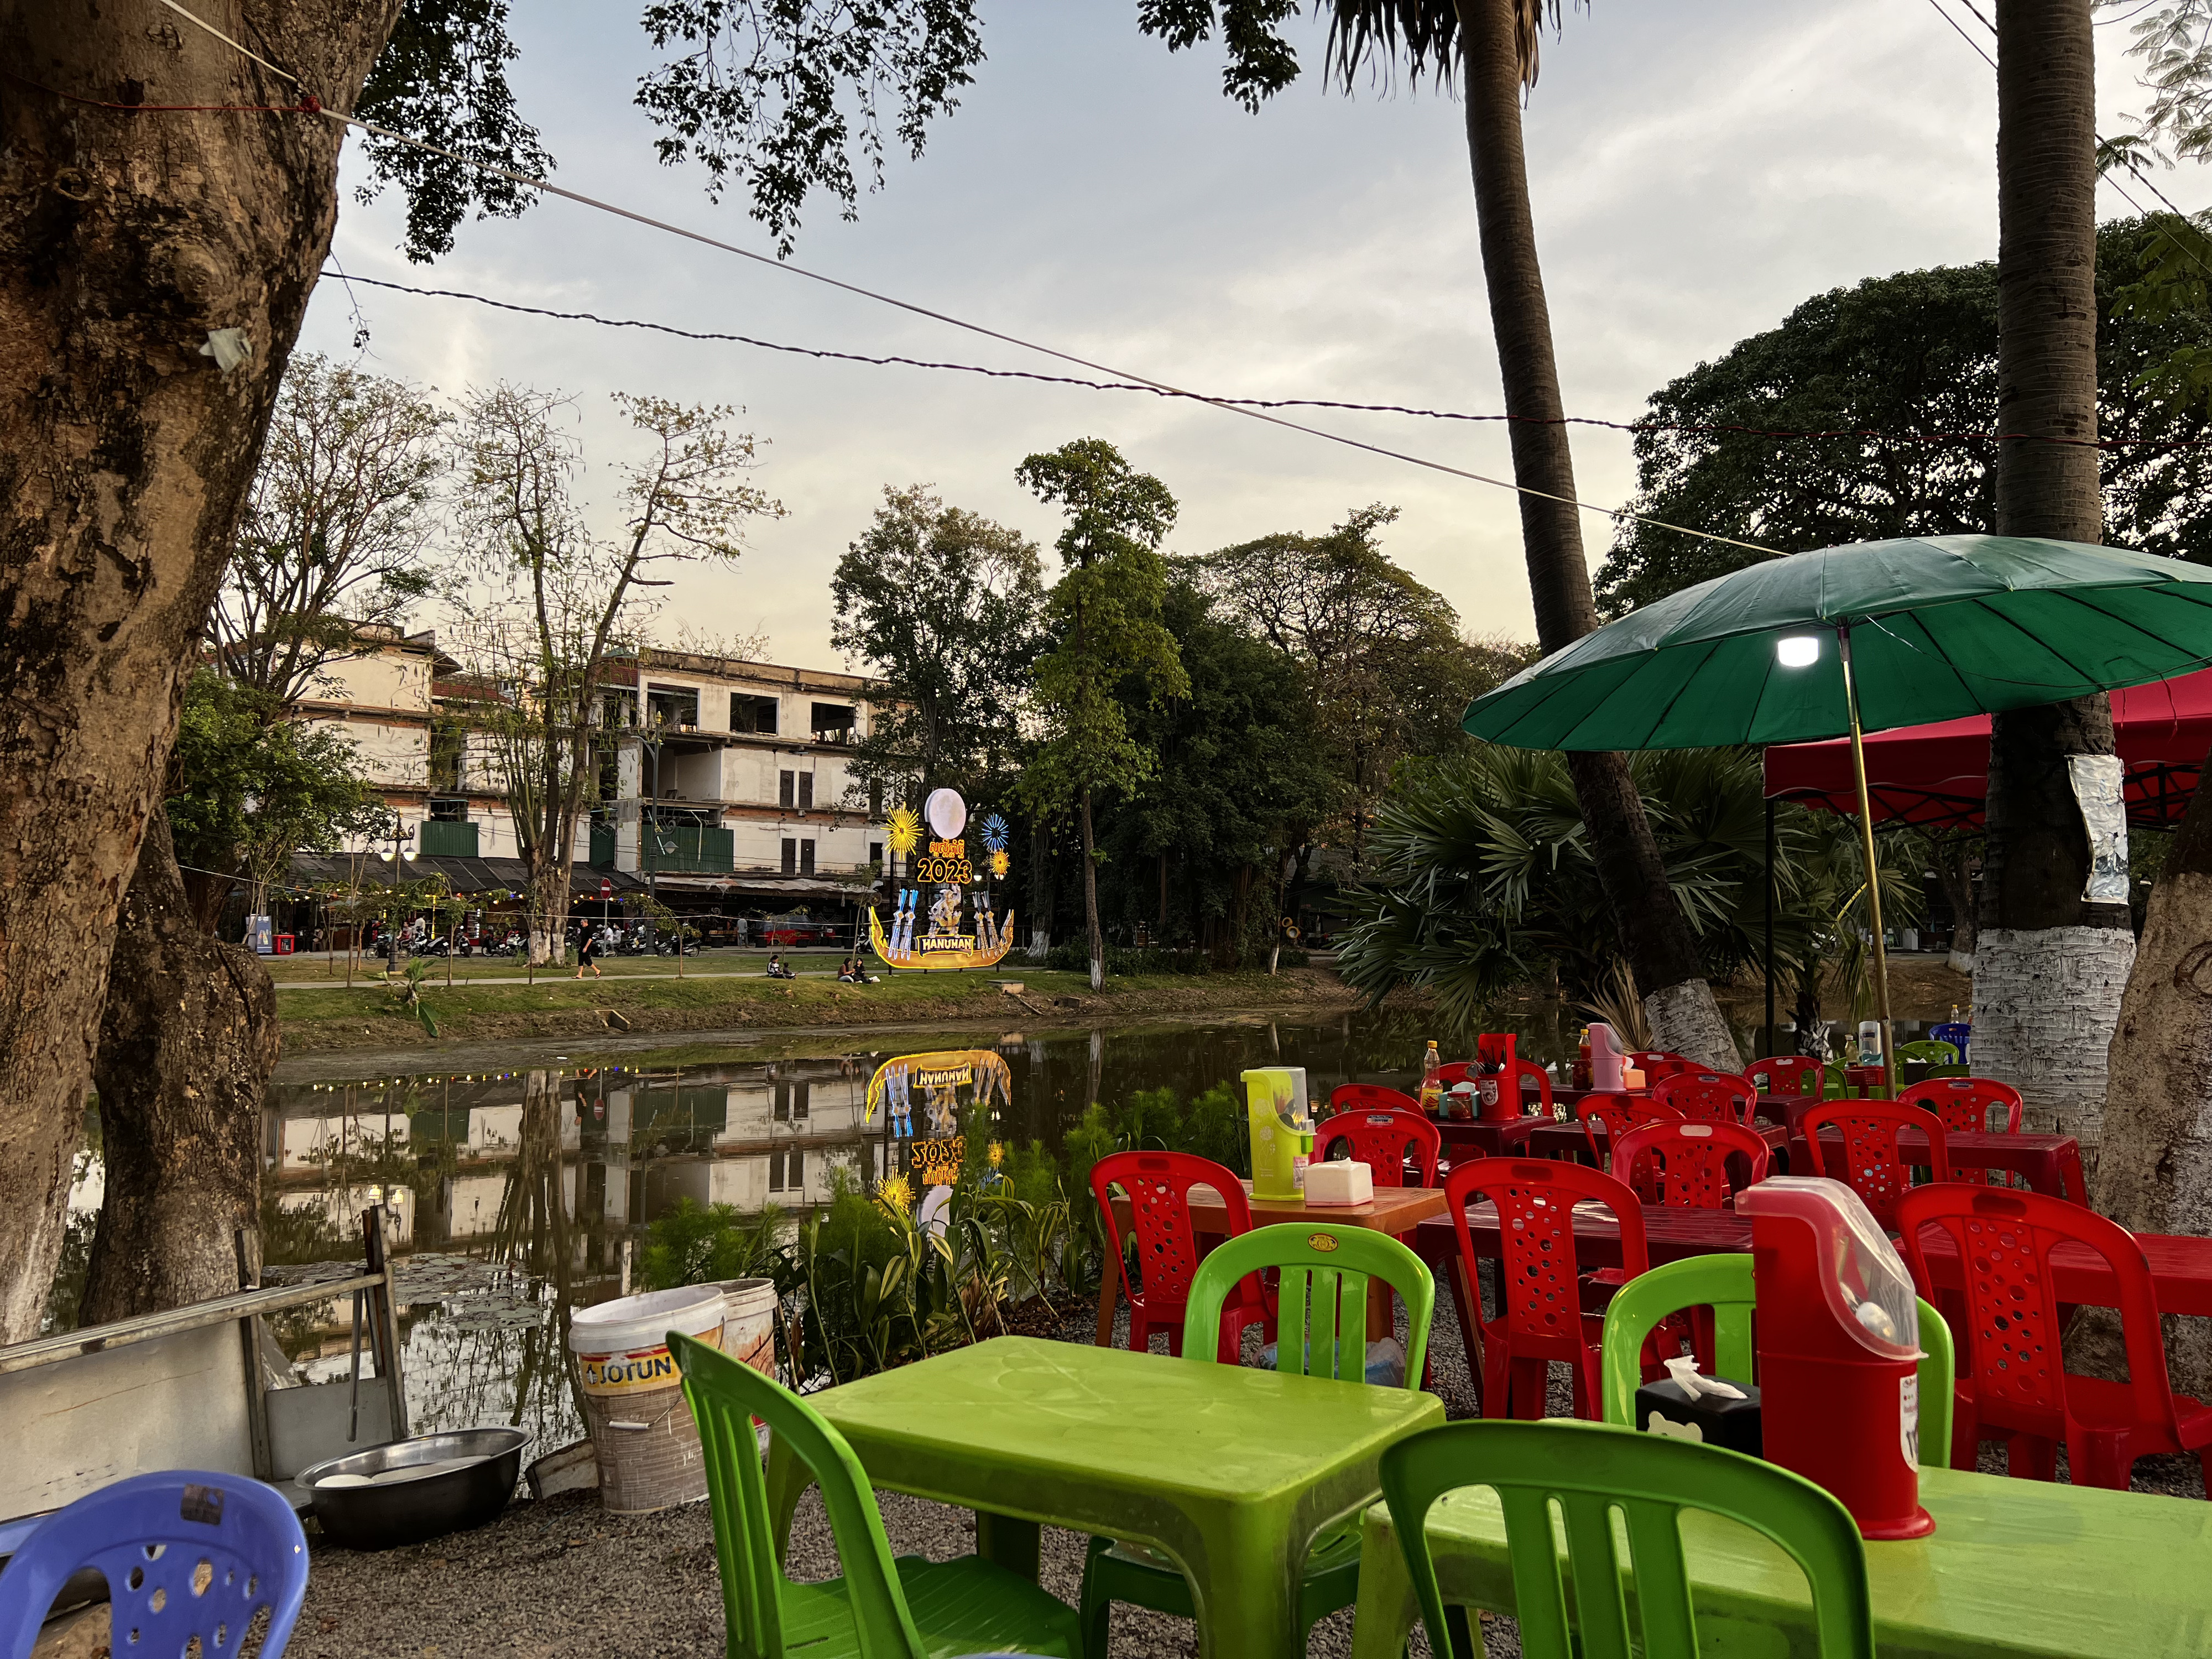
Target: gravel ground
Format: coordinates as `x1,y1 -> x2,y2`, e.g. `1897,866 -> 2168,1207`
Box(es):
134,1281 -> 2206,1659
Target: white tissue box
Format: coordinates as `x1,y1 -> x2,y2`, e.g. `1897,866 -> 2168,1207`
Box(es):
1303,1160 -> 1374,1206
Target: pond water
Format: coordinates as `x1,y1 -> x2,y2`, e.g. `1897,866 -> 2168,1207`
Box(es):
74,1000 -> 1937,1458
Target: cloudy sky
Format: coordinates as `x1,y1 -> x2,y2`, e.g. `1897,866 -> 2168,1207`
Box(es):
300,1 -> 2181,667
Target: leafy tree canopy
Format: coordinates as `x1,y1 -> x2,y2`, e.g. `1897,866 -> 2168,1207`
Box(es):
830,484 -> 1045,811
1203,504 -> 1520,861
166,672 -> 383,925
1018,441 -> 1190,832
1595,218 -> 2212,616
1093,574 -> 1335,949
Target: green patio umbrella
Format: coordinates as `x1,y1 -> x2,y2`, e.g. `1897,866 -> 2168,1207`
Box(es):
1464,534 -> 2212,1088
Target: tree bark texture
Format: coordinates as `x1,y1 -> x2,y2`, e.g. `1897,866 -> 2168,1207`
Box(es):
2096,780 -> 2212,1390
80,813 -> 278,1324
1455,0 -> 1735,1067
1982,0 -> 2131,1146
0,2 -> 400,1339
1080,786 -> 1104,992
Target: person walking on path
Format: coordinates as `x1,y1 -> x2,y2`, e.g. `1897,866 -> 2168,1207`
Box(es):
575,926 -> 601,979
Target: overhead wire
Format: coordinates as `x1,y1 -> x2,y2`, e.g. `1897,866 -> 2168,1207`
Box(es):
333,266 -> 2212,452
144,0 -> 1787,558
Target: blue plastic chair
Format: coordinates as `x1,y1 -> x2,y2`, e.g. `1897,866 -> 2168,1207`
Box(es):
0,1471 -> 309,1659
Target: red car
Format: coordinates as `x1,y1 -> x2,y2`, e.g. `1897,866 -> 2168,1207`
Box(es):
760,915 -> 838,947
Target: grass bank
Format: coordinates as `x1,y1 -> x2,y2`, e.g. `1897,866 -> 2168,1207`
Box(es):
276,964 -> 1360,1052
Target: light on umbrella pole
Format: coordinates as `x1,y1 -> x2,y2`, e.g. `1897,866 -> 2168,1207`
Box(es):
1780,628 -> 1895,1097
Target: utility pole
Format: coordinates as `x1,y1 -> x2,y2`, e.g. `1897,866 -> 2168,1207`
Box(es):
385,818 -> 415,972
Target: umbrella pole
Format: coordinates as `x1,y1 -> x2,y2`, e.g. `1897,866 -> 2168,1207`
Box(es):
1837,625 -> 1896,1095
1765,796 -> 1777,1061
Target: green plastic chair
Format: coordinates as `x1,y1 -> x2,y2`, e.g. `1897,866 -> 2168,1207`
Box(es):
1380,1418 -> 1876,1659
1896,1040 -> 1960,1065
1596,1254 -> 1955,1464
1076,1222 -> 1436,1659
670,1330 -> 1082,1659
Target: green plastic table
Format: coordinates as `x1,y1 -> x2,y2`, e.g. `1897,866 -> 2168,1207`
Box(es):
1348,1460 -> 2212,1659
763,1335 -> 1443,1659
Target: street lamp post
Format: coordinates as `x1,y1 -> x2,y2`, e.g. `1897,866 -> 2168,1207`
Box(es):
385,818 -> 415,972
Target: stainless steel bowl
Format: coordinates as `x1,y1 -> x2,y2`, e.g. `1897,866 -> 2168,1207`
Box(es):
298,1427 -> 531,1550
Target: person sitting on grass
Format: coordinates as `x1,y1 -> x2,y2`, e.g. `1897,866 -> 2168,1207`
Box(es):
766,952 -> 796,980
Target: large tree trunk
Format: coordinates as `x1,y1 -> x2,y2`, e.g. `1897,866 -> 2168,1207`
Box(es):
1455,0 -> 1736,1069
0,2 -> 401,1340
1079,786 -> 1104,992
81,815 -> 279,1323
1979,0 -> 2133,1147
1932,835 -> 1980,974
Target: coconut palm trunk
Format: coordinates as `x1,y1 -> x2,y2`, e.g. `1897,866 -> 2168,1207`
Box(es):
1978,0 -> 2134,1146
1453,0 -> 1737,1066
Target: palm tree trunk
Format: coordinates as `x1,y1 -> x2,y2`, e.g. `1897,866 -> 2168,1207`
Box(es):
1981,0 -> 2133,1149
1455,0 -> 1735,1067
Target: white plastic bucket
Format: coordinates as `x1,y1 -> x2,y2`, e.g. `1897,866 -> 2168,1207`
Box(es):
568,1285 -> 724,1513
713,1278 -> 780,1382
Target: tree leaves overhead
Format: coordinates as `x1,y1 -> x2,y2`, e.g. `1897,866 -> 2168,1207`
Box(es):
1135,2 -> 1574,107
634,0 -> 985,255
1594,219 -> 2212,617
355,0 -> 554,263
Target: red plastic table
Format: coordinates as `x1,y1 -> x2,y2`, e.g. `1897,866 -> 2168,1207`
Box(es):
1790,1121 -> 2087,1202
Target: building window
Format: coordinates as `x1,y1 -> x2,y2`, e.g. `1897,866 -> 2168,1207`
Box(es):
798,772 -> 814,810
800,839 -> 816,875
811,702 -> 856,744
773,1083 -> 791,1122
646,685 -> 700,729
779,770 -> 795,808
869,841 -> 884,867
786,1147 -> 804,1187
792,1083 -> 809,1120
428,797 -> 468,822
733,693 -> 778,734
600,691 -> 636,729
781,838 -> 797,875
768,1150 -> 785,1192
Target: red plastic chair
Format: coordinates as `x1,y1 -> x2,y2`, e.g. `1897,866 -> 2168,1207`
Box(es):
1900,1076 -> 2027,1189
1900,1075 -> 2023,1134
1799,1100 -> 1952,1232
1089,1152 -> 1267,1361
1329,1081 -> 1421,1115
1627,1050 -> 1693,1082
1443,1158 -> 1648,1421
1608,1119 -> 1771,1211
1897,1185 -> 2212,1488
1433,1061 -> 1475,1086
1746,1054 -> 1824,1098
1575,1093 -> 1683,1167
1651,1069 -> 1758,1126
1312,1108 -> 1441,1188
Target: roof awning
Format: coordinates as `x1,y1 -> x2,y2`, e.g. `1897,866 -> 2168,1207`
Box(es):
1762,666 -> 2212,830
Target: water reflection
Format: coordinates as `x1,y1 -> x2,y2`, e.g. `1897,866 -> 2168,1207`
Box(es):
85,1003 -> 1905,1445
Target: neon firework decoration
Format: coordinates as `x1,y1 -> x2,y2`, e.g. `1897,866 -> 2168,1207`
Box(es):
867,786 -> 1016,971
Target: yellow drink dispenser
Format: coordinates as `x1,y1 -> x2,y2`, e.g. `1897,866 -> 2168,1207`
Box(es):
1241,1066 -> 1312,1201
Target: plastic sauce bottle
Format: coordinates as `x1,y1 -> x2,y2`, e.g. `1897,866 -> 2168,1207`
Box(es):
1858,1020 -> 1882,1067
1418,1041 -> 1443,1116
1575,1027 -> 1593,1090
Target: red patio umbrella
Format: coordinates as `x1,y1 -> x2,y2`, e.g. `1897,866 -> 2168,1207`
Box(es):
1763,666 -> 2212,831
